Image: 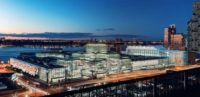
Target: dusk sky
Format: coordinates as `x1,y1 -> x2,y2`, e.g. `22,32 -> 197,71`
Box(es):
0,0 -> 195,39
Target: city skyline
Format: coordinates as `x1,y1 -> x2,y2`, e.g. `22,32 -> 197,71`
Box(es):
1,1 -> 200,97
0,0 -> 195,40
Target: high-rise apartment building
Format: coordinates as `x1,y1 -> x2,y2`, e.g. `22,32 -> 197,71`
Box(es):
164,24 -> 185,50
164,24 -> 176,48
188,2 -> 200,51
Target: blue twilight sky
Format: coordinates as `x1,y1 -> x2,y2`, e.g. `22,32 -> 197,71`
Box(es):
0,0 -> 196,40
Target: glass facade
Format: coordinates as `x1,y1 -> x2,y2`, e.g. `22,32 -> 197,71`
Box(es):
123,45 -> 188,66
10,58 -> 39,76
124,45 -> 167,57
86,44 -> 108,53
168,51 -> 188,65
57,69 -> 200,97
9,44 -> 189,84
36,52 -> 65,59
131,59 -> 169,70
10,58 -> 66,84
49,68 -> 65,83
55,57 -> 131,79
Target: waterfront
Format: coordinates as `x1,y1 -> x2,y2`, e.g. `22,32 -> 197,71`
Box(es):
0,0 -> 199,97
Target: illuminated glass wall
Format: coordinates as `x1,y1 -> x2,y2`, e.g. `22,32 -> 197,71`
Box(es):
124,46 -> 167,57
10,58 -> 66,84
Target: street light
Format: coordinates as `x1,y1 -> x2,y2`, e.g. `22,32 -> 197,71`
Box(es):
162,64 -> 165,69
25,94 -> 29,97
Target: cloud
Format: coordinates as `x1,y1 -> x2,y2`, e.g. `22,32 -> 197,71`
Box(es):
96,28 -> 116,32
103,28 -> 115,31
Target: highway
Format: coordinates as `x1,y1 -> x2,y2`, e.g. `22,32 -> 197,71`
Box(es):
15,74 -> 50,97
0,64 -> 13,74
2,64 -> 200,96
68,65 -> 200,87
46,65 -> 200,94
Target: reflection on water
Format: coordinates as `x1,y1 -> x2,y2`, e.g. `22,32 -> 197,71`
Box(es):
0,46 -> 84,61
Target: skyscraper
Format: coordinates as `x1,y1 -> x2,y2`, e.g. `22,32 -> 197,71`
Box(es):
164,24 -> 176,48
164,24 -> 185,50
188,2 -> 200,51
